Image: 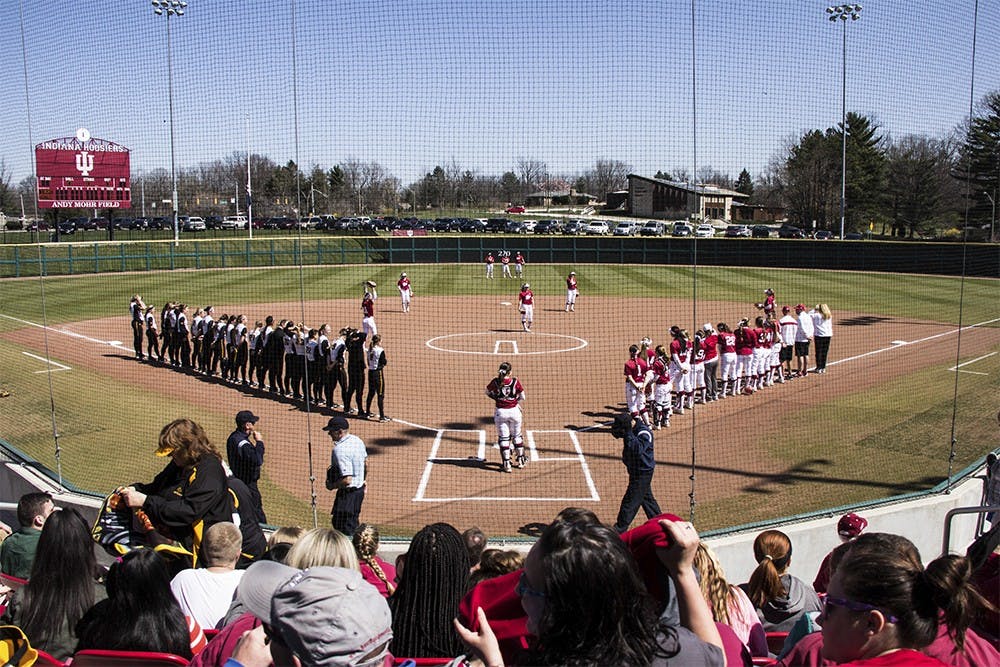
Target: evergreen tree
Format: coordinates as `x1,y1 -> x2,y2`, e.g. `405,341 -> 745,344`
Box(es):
842,112 -> 887,232
955,91 -> 1000,232
735,168 -> 753,197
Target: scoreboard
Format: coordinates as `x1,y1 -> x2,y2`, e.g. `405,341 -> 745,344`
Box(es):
35,128 -> 131,209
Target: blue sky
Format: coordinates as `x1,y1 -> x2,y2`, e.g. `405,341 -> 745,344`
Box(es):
2,1 -> 998,188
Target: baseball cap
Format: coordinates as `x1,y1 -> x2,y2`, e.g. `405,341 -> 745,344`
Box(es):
795,304 -> 806,311
236,410 -> 259,426
569,271 -> 575,275
323,416 -> 350,432
154,441 -> 177,457
702,322 -> 713,333
782,305 -> 791,314
238,561 -> 392,667
837,512 -> 868,538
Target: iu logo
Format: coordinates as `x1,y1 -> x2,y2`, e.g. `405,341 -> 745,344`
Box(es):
75,151 -> 94,176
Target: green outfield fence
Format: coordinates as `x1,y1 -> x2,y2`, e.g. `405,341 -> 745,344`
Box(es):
2,236 -> 998,279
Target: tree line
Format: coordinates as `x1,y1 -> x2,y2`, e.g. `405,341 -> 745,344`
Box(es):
2,91 -> 998,239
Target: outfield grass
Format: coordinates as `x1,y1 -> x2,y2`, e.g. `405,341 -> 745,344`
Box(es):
0,264 -> 996,533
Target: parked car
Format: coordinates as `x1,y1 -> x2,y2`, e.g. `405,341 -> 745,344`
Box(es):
639,220 -> 665,236
534,219 -> 562,234
221,215 -> 248,230
506,219 -> 527,234
460,218 -> 487,233
521,220 -> 538,233
613,222 -> 638,236
505,205 -> 526,214
563,219 -> 585,234
695,224 -> 716,238
149,217 -> 169,230
56,221 -> 77,235
672,222 -> 693,237
486,218 -> 509,233
130,217 -> 150,230
182,216 -> 206,232
27,221 -> 50,232
204,215 -> 224,229
724,224 -> 751,238
813,230 -> 833,240
585,221 -> 610,235
751,225 -> 771,238
845,232 -> 863,240
778,223 -> 806,239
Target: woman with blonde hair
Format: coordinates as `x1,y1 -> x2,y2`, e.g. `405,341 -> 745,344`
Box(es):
284,527 -> 358,570
353,523 -> 396,597
121,418 -> 231,565
741,529 -> 822,632
694,542 -> 767,656
811,303 -> 833,374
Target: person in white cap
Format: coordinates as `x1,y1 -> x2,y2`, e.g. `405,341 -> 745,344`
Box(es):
396,272 -> 412,313
228,561 -> 393,667
518,282 -> 534,332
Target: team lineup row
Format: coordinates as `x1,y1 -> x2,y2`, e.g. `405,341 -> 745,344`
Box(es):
624,298 -> 834,429
126,289 -> 396,422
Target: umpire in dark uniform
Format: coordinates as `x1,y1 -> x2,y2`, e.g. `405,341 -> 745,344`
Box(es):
611,411 -> 661,533
226,410 -> 266,523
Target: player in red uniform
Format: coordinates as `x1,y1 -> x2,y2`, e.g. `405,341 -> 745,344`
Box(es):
669,327 -> 693,414
500,252 -> 512,279
565,271 -> 578,312
717,322 -> 738,398
755,288 -> 776,322
484,252 -> 495,279
752,316 -> 770,392
701,323 -> 720,401
514,252 -> 525,278
485,361 -> 526,473
361,281 -> 378,336
650,345 -> 672,429
734,318 -> 755,395
623,345 -> 651,425
518,283 -> 534,332
396,272 -> 412,313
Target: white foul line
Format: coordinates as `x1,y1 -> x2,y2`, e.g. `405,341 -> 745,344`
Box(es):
828,317 -> 1000,368
948,351 -> 996,375
22,352 -> 71,373
413,430 -> 446,501
0,313 -> 118,347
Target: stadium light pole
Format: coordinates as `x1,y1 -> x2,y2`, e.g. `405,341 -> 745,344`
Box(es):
826,3 -> 862,240
151,0 -> 187,246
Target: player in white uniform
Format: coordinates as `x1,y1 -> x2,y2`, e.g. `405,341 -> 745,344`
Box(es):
485,361 -> 526,473
565,271 -> 578,312
396,272 -> 412,313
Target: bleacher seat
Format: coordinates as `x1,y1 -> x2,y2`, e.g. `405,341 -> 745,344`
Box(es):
70,649 -> 189,666
35,649 -> 66,666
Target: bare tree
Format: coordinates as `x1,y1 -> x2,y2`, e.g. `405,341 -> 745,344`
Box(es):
583,159 -> 631,199
516,158 -> 548,198
0,158 -> 13,214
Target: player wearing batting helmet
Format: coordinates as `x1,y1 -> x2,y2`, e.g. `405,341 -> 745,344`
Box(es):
485,361 -> 526,473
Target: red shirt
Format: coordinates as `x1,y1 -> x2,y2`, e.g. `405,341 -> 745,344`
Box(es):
486,254 -> 494,264
719,331 -> 736,354
735,327 -> 754,355
669,338 -> 689,363
397,277 -> 411,292
651,358 -> 670,384
501,255 -> 510,265
487,376 -> 523,409
755,327 -> 770,348
702,333 -> 719,361
519,289 -> 533,306
566,275 -> 577,290
693,339 -> 706,364
624,358 -> 645,385
515,254 -> 524,265
362,294 -> 375,318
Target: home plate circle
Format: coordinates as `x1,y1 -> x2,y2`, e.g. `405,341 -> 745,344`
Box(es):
426,332 -> 588,355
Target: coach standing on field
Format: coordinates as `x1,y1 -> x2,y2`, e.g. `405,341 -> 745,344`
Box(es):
611,412 -> 661,534
323,416 -> 367,537
226,410 -> 266,523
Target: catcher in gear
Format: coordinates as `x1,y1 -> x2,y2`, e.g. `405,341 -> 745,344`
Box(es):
485,361 -> 526,473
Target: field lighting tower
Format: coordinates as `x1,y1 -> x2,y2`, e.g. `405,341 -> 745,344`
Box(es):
151,0 -> 188,246
826,3 -> 862,240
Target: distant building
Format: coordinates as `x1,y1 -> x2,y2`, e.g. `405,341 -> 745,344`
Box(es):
730,201 -> 786,223
524,188 -> 598,208
627,174 -> 749,221
604,190 -> 629,211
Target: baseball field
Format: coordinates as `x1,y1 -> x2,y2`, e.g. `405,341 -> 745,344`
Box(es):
0,262 -> 997,538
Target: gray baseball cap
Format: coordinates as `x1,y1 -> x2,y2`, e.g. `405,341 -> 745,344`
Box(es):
238,561 -> 392,667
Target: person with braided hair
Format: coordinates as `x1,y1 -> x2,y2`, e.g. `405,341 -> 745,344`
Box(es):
693,542 -> 767,657
740,529 -> 822,632
353,523 -> 396,598
389,522 -> 469,658
485,361 -> 526,473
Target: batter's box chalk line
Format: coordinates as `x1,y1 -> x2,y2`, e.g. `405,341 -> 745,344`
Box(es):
413,428 -> 600,502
